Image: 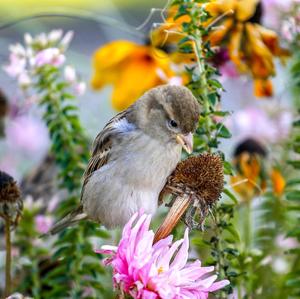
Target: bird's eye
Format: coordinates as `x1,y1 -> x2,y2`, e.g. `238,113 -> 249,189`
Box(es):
169,120 -> 178,128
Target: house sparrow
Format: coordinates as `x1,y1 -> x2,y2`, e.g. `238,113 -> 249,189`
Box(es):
47,84 -> 200,234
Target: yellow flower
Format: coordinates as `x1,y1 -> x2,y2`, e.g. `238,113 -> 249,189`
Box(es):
153,1 -> 289,97
151,11 -> 196,64
205,0 -> 289,97
230,139 -> 267,201
231,152 -> 266,201
91,40 -> 176,111
271,168 -> 286,196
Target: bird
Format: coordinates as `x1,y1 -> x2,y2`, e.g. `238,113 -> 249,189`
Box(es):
47,84 -> 200,235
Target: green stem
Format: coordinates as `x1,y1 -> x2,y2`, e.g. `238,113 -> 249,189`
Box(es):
244,201 -> 252,252
5,217 -> 12,297
244,200 -> 253,298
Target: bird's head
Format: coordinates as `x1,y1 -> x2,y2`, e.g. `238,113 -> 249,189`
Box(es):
131,85 -> 200,153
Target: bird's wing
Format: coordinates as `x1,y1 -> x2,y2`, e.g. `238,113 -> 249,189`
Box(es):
81,110 -> 129,198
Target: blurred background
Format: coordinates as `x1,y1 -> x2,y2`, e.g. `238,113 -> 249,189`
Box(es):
0,0 -> 299,298
0,0 -> 293,180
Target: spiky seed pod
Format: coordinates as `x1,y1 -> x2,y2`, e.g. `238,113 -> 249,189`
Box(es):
167,153 -> 224,204
154,153 -> 224,243
0,171 -> 22,224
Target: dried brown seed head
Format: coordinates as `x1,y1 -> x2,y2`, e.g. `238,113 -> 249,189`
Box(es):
168,153 -> 224,205
154,153 -> 224,242
0,89 -> 8,118
0,171 -> 22,223
0,172 -> 21,203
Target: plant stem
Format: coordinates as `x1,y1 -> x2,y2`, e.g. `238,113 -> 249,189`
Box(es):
5,217 -> 12,297
244,200 -> 253,298
244,201 -> 252,252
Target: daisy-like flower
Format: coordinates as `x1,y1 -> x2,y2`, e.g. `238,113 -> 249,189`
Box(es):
231,138 -> 267,201
97,213 -> 229,299
153,0 -> 288,97
204,0 -> 289,97
91,40 -> 178,111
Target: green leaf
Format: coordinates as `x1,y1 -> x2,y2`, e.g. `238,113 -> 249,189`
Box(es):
286,178 -> 300,187
286,277 -> 300,287
207,78 -> 224,89
216,123 -> 232,138
223,161 -> 234,175
287,227 -> 300,237
287,160 -> 300,168
225,225 -> 240,242
286,190 -> 300,201
223,247 -> 239,257
207,93 -> 218,106
179,43 -> 193,54
223,188 -> 238,204
293,119 -> 300,126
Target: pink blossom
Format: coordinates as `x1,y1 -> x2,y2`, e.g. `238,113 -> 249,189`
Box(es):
220,62 -> 239,79
47,195 -> 60,213
24,33 -> 33,45
97,213 -> 229,299
60,31 -> 74,48
6,115 -> 50,156
275,234 -> 298,249
9,43 -> 26,57
48,29 -> 63,43
229,107 -> 292,144
33,48 -> 65,67
35,33 -> 48,47
18,72 -> 31,87
3,53 -> 26,77
74,81 -> 86,96
35,215 -> 54,234
64,65 -> 76,82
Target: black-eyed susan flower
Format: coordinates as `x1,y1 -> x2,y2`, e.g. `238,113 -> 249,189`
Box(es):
204,0 -> 289,97
91,40 -> 179,111
231,138 -> 267,201
153,1 -> 289,97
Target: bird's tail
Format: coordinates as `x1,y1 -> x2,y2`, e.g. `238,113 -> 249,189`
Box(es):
41,205 -> 87,237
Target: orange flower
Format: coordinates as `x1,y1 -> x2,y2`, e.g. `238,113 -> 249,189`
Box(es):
154,1 -> 289,97
271,168 -> 286,196
230,139 -> 267,201
151,11 -> 195,64
204,0 -> 289,97
91,40 -> 177,111
231,153 -> 266,201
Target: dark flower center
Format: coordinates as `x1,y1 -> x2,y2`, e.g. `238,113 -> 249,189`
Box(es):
248,2 -> 263,24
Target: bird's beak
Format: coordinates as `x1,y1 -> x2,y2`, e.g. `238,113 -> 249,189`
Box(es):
176,132 -> 193,154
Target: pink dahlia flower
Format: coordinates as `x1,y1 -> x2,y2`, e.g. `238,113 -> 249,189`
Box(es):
97,213 -> 229,299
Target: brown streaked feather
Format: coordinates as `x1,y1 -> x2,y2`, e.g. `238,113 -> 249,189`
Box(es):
81,110 -> 130,199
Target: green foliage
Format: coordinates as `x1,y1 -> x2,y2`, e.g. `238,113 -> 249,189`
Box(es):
284,48 -> 300,298
171,1 -> 239,297
34,65 -> 111,298
13,203 -> 49,298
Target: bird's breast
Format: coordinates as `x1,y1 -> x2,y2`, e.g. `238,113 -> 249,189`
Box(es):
82,130 -> 181,228
110,131 -> 181,190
